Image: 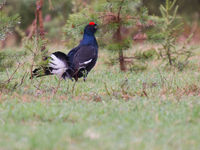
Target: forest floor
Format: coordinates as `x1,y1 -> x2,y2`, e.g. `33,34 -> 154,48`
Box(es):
0,43 -> 200,150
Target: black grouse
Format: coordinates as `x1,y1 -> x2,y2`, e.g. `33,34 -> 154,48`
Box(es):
32,22 -> 98,81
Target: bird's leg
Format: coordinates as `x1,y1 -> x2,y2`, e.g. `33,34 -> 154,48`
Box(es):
75,74 -> 78,81
63,72 -> 73,81
72,80 -> 76,95
83,69 -> 88,82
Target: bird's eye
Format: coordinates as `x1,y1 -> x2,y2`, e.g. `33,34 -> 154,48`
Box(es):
94,24 -> 98,29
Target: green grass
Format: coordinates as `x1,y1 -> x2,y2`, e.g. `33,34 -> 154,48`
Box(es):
0,99 -> 200,150
0,45 -> 200,150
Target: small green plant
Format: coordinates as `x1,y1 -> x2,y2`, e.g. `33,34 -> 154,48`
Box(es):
24,37 -> 49,79
0,52 -> 15,72
0,2 -> 20,40
0,2 -> 20,69
134,48 -> 158,60
158,0 -> 193,69
0,2 -> 21,90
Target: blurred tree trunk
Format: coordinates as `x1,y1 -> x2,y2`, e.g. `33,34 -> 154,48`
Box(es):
27,0 -> 45,51
37,0 -> 45,40
117,0 -> 126,71
115,26 -> 126,71
37,0 -> 45,51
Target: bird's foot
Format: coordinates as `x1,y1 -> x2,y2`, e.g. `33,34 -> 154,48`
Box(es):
83,77 -> 87,82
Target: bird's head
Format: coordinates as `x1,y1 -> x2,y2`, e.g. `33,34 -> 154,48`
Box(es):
84,22 -> 98,35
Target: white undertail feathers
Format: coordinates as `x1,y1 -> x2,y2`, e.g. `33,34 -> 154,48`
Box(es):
49,54 -> 67,77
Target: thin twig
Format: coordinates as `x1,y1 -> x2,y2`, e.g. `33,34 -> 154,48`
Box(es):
48,0 -> 54,10
117,0 -> 125,20
142,83 -> 148,98
0,0 -> 6,10
104,82 -> 111,97
52,77 -> 62,97
98,14 -> 116,19
5,68 -> 9,77
18,72 -> 28,87
65,79 -> 70,95
157,68 -> 167,87
30,53 -> 36,80
4,63 -> 23,84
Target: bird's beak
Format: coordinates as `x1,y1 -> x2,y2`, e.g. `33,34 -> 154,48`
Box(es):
94,24 -> 98,30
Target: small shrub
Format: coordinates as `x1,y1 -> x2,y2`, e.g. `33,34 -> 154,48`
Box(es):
157,0 -> 194,69
24,37 -> 49,78
134,48 -> 158,60
129,62 -> 148,72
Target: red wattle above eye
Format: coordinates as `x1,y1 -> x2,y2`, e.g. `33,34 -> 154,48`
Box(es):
89,22 -> 95,25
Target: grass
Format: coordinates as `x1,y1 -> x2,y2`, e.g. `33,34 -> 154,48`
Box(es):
0,44 -> 200,150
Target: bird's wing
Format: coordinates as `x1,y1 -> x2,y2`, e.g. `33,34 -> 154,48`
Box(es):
67,46 -> 80,63
49,51 -> 69,77
72,45 -> 97,71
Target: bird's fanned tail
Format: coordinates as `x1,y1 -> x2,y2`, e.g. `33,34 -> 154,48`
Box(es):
31,51 -> 73,80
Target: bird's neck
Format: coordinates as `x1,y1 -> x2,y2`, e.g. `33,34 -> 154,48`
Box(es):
80,33 -> 98,48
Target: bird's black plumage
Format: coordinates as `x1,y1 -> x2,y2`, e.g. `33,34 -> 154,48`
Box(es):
32,22 -> 98,81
